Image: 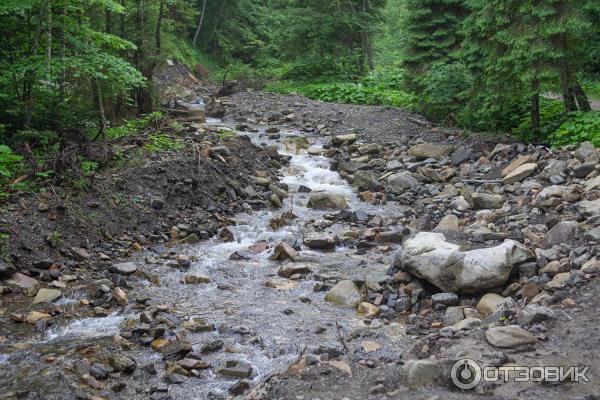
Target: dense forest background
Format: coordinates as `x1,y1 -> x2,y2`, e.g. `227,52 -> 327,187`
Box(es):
1,0 -> 600,194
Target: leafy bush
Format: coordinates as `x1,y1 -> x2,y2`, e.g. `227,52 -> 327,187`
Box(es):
420,63 -> 472,122
145,134 -> 184,152
0,145 -> 23,187
549,111 -> 600,147
267,81 -> 415,108
512,99 -> 568,142
106,112 -> 164,139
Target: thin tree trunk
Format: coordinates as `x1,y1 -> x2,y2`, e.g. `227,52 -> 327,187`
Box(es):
92,78 -> 108,140
574,83 -> 591,112
24,5 -> 45,128
155,0 -> 164,55
135,0 -> 153,114
208,0 -> 228,47
531,79 -> 540,132
46,0 -> 52,78
192,0 -> 207,47
119,0 -> 126,38
105,8 -> 112,34
560,61 -> 577,112
59,7 -> 66,105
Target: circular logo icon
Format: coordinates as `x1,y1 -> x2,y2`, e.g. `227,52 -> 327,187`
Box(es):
451,358 -> 482,390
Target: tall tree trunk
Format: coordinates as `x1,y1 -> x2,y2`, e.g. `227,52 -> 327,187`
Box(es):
192,0 -> 207,47
155,0 -> 164,55
24,6 -> 45,128
574,82 -> 592,112
208,0 -> 228,48
92,78 -> 108,140
46,0 -> 52,78
119,0 -> 126,38
135,0 -> 153,114
59,7 -> 66,105
560,61 -> 577,112
105,8 -> 112,34
531,79 -> 540,133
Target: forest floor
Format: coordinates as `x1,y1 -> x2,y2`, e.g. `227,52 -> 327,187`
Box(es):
0,88 -> 599,400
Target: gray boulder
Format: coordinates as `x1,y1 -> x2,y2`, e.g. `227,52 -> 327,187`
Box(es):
395,232 -> 533,294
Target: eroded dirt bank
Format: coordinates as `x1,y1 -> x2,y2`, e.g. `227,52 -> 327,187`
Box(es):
0,90 -> 599,400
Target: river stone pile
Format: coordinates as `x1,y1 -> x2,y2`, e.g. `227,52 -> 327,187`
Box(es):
325,135 -> 599,341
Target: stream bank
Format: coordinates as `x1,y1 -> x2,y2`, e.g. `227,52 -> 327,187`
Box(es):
1,90 -> 600,400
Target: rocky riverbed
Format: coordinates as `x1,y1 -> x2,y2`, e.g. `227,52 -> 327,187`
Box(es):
1,90 -> 599,399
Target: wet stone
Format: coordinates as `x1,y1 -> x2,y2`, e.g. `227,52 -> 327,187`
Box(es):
217,360 -> 253,379
89,363 -> 110,380
110,262 -> 138,275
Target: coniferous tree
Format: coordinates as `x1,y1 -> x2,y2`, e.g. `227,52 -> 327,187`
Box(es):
402,0 -> 466,90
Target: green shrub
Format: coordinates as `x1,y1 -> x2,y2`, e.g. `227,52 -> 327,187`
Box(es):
512,99 -> 568,142
549,111 -> 600,147
420,63 -> 472,122
106,112 -> 163,139
145,134 -> 184,152
267,81 -> 415,108
0,145 -> 23,187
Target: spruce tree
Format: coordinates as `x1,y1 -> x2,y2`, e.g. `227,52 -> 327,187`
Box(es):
402,0 -> 466,90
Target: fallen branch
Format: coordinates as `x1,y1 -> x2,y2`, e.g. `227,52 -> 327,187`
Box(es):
335,321 -> 350,353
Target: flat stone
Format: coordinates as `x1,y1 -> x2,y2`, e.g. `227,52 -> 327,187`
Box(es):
403,359 -> 453,388
277,262 -> 313,278
502,154 -> 537,177
452,317 -> 481,331
431,292 -> 459,306
25,311 -> 51,324
109,355 -> 137,373
443,307 -> 464,326
307,192 -> 349,209
331,134 -> 357,146
32,288 -> 62,304
538,221 -> 579,249
6,273 -> 40,297
269,242 -> 300,261
485,325 -> 537,348
304,233 -> 337,250
408,143 -> 455,159
70,247 -> 91,261
217,361 -> 252,378
324,280 -> 363,307
502,163 -> 537,184
516,304 -> 556,325
356,302 -> 379,318
387,172 -> 419,193
183,274 -> 211,284
476,293 -> 506,317
265,277 -> 298,290
110,262 -> 138,275
434,215 -> 459,232
471,193 -> 505,209
579,198 -> 600,216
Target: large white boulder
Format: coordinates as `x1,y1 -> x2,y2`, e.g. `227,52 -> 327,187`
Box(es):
394,232 -> 533,294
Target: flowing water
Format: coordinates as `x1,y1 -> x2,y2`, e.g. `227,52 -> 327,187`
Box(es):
0,120 -> 412,399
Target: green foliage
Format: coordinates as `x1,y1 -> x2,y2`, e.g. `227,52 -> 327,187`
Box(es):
549,111 -> 600,147
0,145 -> 24,187
420,62 -> 472,122
268,80 -> 415,108
81,160 -> 99,176
217,129 -> 236,140
106,112 -> 164,139
145,134 -> 184,152
403,0 -> 466,90
513,100 -> 568,142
